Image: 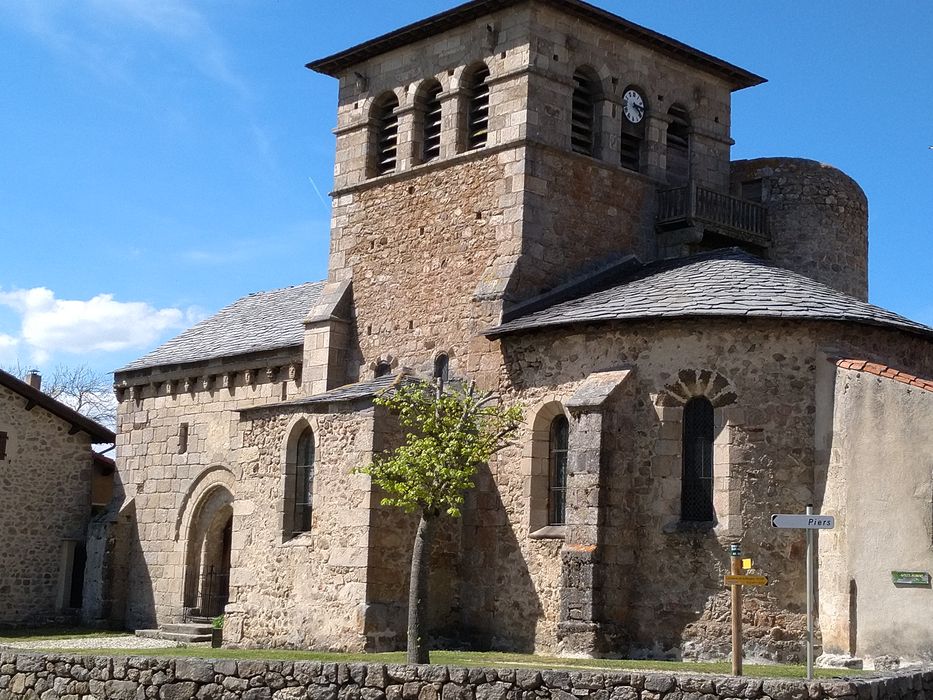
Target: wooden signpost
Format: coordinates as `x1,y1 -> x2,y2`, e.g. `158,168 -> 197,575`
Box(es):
725,544 -> 769,677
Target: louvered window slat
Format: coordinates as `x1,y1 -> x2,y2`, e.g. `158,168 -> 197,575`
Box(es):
374,95 -> 399,175
467,66 -> 491,150
620,132 -> 640,171
422,82 -> 443,163
667,105 -> 690,183
571,71 -> 596,156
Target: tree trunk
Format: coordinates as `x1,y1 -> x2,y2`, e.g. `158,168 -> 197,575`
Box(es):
407,511 -> 436,664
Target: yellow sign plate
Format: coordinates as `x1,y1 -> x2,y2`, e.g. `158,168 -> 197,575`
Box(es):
724,574 -> 769,586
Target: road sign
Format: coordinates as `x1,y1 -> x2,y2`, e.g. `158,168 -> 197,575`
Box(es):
724,574 -> 768,586
771,514 -> 835,529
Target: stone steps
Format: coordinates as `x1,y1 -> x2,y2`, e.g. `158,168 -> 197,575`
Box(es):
135,623 -> 213,644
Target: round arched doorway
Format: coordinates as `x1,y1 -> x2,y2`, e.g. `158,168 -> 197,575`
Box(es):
182,485 -> 233,618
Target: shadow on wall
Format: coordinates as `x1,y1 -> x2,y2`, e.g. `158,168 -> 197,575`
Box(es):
364,407 -> 542,653
457,459 -> 543,652
82,498 -> 155,631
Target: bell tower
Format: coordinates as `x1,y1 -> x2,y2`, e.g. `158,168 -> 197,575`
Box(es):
305,0 -> 765,389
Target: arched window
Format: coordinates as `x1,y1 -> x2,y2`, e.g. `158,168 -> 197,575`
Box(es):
464,64 -> 491,150
571,68 -> 599,156
375,362 -> 392,378
373,93 -> 400,175
419,80 -> 443,163
548,415 -> 569,525
293,427 -> 315,535
681,397 -> 714,522
433,353 -> 449,386
667,104 -> 690,184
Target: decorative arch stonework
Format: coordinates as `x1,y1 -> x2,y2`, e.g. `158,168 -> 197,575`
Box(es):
178,470 -> 236,617
370,355 -> 398,379
522,399 -> 571,538
174,466 -> 237,543
654,369 -> 744,538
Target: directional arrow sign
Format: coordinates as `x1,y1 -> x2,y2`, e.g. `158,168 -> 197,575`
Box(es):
724,574 -> 769,586
771,514 -> 835,529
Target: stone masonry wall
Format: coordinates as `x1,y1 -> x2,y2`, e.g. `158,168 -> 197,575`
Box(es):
482,318 -> 932,660
328,152 -> 511,388
526,3 -> 735,190
1,651 -> 930,700
730,159 -> 869,301
114,357 -> 305,630
0,383 -> 95,625
224,403 -> 377,651
327,0 -> 741,314
511,144 -> 655,300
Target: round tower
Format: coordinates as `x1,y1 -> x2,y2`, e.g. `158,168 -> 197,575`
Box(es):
731,158 -> 868,300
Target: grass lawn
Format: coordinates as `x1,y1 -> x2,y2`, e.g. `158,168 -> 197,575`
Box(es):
0,634 -> 864,680
0,627 -> 127,643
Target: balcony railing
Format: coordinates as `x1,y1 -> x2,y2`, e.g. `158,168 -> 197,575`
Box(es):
657,182 -> 769,243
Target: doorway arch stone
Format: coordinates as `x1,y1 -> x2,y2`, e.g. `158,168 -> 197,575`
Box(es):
179,468 -> 236,618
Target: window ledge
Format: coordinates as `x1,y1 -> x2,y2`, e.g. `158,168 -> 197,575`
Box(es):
662,519 -> 717,535
281,532 -> 314,547
530,525 -> 566,540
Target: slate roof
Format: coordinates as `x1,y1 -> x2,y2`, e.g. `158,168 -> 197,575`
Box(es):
487,249 -> 933,339
308,0 -> 765,91
118,282 -> 324,373
0,368 -> 115,443
240,372 -> 423,413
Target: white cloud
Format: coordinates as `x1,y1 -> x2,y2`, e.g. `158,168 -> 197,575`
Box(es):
0,287 -> 187,364
0,0 -> 249,99
0,334 -> 19,365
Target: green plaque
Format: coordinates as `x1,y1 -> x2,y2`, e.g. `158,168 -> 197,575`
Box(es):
891,571 -> 931,587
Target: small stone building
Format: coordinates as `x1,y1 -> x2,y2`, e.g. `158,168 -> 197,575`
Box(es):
111,0 -> 933,664
0,369 -> 115,626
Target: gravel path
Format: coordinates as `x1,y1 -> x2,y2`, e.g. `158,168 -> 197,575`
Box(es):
1,635 -> 184,650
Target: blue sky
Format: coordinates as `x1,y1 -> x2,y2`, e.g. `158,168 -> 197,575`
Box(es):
0,0 -> 931,377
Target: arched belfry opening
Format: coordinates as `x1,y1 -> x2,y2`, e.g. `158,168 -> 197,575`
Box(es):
183,485 -> 234,618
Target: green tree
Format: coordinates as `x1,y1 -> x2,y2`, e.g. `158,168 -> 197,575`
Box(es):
357,377 -> 522,664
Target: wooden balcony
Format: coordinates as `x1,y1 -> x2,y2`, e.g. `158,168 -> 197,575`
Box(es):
657,182 -> 769,247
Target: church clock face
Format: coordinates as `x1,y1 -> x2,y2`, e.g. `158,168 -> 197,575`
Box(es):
622,89 -> 645,124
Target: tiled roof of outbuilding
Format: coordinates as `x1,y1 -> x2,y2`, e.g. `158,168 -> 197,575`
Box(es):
0,369 -> 115,443
487,249 -> 933,339
834,359 -> 933,393
118,282 -> 324,373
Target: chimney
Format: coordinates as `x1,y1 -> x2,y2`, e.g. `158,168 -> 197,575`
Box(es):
26,370 -> 41,390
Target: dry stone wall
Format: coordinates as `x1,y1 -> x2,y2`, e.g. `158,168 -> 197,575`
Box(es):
0,651 -> 930,700
0,383 -> 95,625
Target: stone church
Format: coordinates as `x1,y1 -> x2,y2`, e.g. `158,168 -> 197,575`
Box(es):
106,0 -> 933,665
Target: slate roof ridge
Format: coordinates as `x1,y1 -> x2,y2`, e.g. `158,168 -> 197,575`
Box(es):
487,248 -> 933,340
240,371 -> 424,413
117,280 -> 325,374
502,254 -> 642,323
0,368 -> 115,443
